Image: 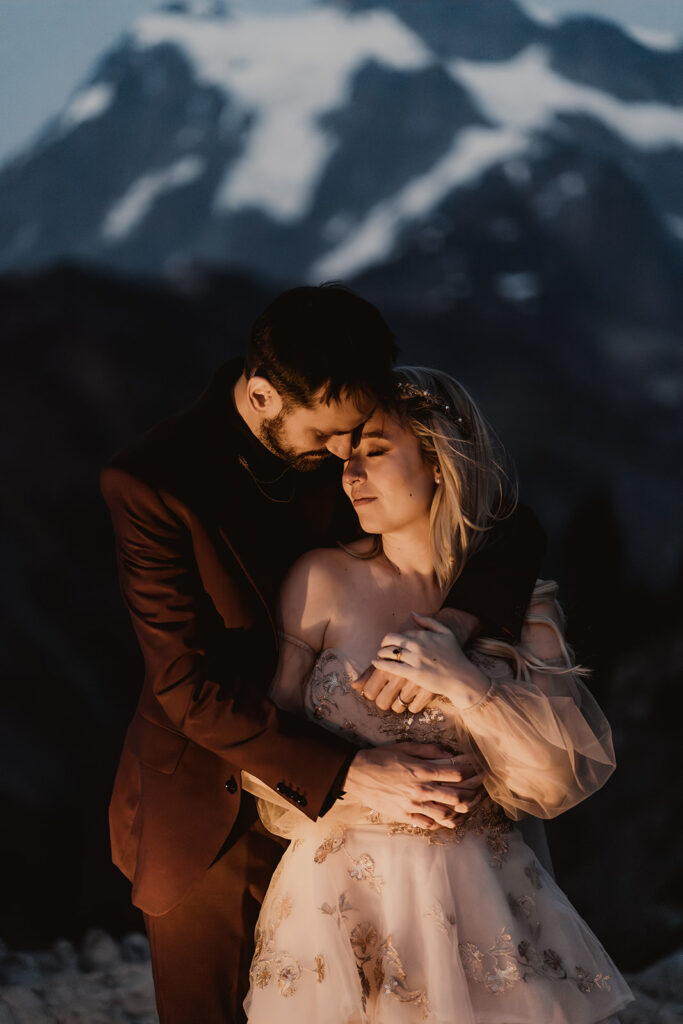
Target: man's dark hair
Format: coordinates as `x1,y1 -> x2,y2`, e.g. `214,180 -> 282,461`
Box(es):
245,283 -> 398,408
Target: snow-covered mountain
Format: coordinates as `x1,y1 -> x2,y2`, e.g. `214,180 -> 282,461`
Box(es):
0,0 -> 682,293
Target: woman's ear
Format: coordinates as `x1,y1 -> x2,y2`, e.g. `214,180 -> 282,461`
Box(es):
434,465 -> 442,485
247,375 -> 283,418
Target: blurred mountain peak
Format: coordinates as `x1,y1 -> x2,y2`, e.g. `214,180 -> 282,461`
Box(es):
156,0 -> 231,16
0,0 -> 682,291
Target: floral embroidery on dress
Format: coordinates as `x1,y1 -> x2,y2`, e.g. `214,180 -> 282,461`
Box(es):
350,922 -> 379,960
376,936 -> 431,1018
486,831 -> 510,868
507,891 -> 541,940
250,893 -> 328,998
347,924 -> 430,1017
308,654 -> 354,722
459,928 -> 613,996
386,795 -> 512,867
361,697 -> 449,743
518,940 -> 612,992
313,831 -> 385,892
277,959 -> 302,997
314,954 -> 327,983
320,891 -> 354,925
313,830 -> 345,863
524,859 -> 543,890
348,852 -> 384,893
350,923 -> 377,1010
460,928 -> 521,993
425,900 -> 456,937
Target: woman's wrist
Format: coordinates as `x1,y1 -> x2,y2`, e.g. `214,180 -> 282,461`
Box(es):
442,659 -> 491,711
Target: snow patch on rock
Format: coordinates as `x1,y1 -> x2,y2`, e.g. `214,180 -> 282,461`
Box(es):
102,155 -> 205,242
61,84 -> 115,130
131,7 -> 431,223
625,26 -> 682,53
311,125 -> 526,280
451,45 -> 683,151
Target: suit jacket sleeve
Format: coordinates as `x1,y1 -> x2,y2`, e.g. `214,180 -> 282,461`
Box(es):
101,465 -> 356,821
442,504 -> 547,642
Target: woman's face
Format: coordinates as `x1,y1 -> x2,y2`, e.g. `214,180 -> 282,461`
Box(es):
341,408 -> 437,536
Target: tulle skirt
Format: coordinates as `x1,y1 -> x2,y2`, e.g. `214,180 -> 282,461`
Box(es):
243,807 -> 633,1024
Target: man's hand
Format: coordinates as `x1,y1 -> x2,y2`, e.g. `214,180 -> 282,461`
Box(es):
342,743 -> 484,829
351,607 -> 480,714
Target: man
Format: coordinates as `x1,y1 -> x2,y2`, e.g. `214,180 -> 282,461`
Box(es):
101,284 -> 545,1023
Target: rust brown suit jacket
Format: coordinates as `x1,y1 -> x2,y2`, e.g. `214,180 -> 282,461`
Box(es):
101,359 -> 546,917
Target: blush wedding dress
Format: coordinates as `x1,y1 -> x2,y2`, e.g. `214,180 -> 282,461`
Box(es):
242,582 -> 633,1024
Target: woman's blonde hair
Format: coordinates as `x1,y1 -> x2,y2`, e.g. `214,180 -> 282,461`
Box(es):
344,366 -> 516,593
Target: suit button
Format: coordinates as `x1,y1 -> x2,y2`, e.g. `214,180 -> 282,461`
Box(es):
225,776 -> 238,794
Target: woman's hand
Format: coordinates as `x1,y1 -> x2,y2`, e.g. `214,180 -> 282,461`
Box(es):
351,663 -> 438,715
370,612 -> 490,711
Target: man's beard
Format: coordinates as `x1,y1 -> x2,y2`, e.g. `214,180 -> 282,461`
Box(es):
258,410 -> 330,472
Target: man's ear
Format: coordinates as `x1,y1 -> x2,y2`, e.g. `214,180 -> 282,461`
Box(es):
246,375 -> 283,418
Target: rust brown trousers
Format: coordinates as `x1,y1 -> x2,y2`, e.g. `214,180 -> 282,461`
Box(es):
101,358 -> 545,1022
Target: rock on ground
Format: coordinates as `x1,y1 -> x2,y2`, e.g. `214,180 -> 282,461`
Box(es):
1,931 -> 682,1022
0,930 -> 158,1023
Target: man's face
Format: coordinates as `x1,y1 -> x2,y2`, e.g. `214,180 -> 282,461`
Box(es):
259,389 -> 375,471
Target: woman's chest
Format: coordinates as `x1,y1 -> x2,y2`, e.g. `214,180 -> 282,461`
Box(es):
303,648 -> 462,750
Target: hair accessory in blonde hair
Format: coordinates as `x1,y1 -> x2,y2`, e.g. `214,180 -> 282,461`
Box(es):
396,380 -> 470,434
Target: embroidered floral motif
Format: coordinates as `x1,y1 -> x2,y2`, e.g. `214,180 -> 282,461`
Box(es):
486,831 -> 510,868
313,830 -> 345,864
314,831 -> 385,892
250,940 -> 305,998
250,953 -> 272,989
277,959 -> 301,997
387,822 -> 433,839
274,895 -> 293,925
314,954 -> 327,983
349,921 -> 378,1011
320,891 -> 354,924
425,900 -> 456,937
376,936 -> 431,1018
517,939 -> 612,992
524,859 -> 543,890
460,930 -> 613,997
507,891 -> 541,940
460,928 -> 521,993
574,966 -> 613,993
386,795 -> 512,866
308,654 -> 354,722
348,853 -> 384,892
350,922 -> 379,960
360,697 -> 450,743
250,892 -> 327,999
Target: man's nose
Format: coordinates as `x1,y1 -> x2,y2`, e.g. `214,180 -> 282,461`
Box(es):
325,435 -> 353,461
342,453 -> 364,484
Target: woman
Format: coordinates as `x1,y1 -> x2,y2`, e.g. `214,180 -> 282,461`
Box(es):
242,367 -> 633,1024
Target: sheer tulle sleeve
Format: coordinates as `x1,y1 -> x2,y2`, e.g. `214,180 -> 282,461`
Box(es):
455,581 -> 615,821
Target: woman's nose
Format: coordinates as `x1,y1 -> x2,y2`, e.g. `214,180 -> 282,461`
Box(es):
342,454 -> 365,484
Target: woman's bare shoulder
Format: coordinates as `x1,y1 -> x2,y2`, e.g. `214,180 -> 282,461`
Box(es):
286,541 -> 373,589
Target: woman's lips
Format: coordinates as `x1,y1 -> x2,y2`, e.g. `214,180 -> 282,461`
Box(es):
352,496 -> 376,507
